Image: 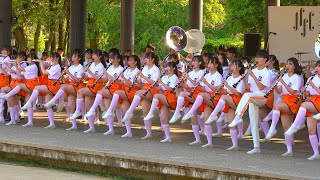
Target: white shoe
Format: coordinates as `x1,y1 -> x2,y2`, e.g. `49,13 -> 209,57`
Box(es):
188,140 -> 202,146
160,138 -> 172,143
297,124 -> 306,131
228,118 -> 243,128
247,148 -> 261,155
102,111 -> 113,119
226,146 -> 239,151
66,126 -> 77,131
244,128 -> 252,136
44,124 -> 55,129
84,110 -> 96,118
307,154 -> 320,160
265,129 -> 277,140
313,113 -> 320,120
83,128 -> 95,133
22,123 -> 33,127
201,143 -> 213,148
181,113 -> 193,122
205,116 -> 218,124
0,95 -> 8,100
122,114 -> 132,123
212,133 -> 222,137
262,115 -> 272,122
169,113 -> 181,124
5,121 -> 16,126
143,113 -> 154,121
70,113 -> 82,120
21,103 -> 32,111
103,130 -> 114,136
281,151 -> 293,157
121,132 -> 132,138
141,135 -> 152,140
285,127 -> 298,135
44,101 -> 55,108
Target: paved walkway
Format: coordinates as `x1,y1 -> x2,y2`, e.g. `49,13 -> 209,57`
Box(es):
0,162 -> 110,180
0,109 -> 319,179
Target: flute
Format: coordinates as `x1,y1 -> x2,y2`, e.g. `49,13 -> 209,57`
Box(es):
75,61 -> 93,87
294,75 -> 314,104
210,73 -> 232,101
106,66 -> 129,89
188,70 -> 209,98
142,72 -> 166,97
264,70 -> 286,98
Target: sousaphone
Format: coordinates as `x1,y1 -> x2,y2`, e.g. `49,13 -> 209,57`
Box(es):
166,26 -> 188,51
184,29 -> 205,54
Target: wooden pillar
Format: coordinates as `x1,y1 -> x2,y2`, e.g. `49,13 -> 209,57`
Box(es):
0,0 -> 12,49
265,0 -> 280,52
70,0 -> 86,57
189,0 -> 203,31
120,0 -> 135,54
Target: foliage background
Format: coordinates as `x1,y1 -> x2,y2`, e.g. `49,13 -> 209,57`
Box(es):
11,0 -> 320,57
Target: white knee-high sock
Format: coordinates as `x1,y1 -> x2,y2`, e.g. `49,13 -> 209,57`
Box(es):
230,129 -> 238,147
192,125 -> 200,142
88,116 -> 95,129
172,96 -> 184,117
216,121 -> 222,134
285,134 -> 293,153
269,110 -> 280,132
125,120 -> 132,134
8,107 -> 15,123
185,96 -> 203,116
14,105 -> 19,120
74,99 -> 84,114
27,108 -> 33,124
116,109 -> 122,124
124,95 -> 141,117
317,123 -> 320,143
208,99 -> 226,120
144,120 -> 152,137
106,94 -> 119,114
5,86 -> 21,99
162,124 -> 171,139
88,94 -> 103,113
145,99 -> 159,117
47,109 -> 55,126
48,90 -> 65,105
309,135 -> 319,156
107,116 -> 114,132
26,90 -> 39,105
204,125 -> 212,145
198,115 -> 205,132
291,107 -> 307,130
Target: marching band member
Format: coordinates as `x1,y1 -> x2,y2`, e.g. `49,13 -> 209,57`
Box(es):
218,53 -> 229,79
38,52 -> 50,108
2,53 -> 40,126
169,55 -> 206,145
122,52 -> 160,139
143,62 -> 179,143
99,55 -> 141,138
0,53 -> 27,125
84,49 -> 93,67
67,50 -> 106,133
83,52 -> 124,136
285,60 -> 320,160
264,58 -> 302,157
181,56 -> 223,147
43,50 -> 85,130
228,50 -> 271,154
205,60 -> 245,150
19,52 -> 61,128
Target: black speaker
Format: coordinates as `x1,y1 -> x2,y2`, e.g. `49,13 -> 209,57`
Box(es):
244,34 -> 261,57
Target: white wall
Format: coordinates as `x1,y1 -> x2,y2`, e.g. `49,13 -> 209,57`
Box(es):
268,6 -> 320,63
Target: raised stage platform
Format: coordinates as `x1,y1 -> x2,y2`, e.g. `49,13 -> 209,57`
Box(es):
0,109 -> 319,180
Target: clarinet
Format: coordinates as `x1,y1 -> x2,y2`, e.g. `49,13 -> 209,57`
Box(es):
106,66 -> 129,89
75,61 -> 93,87
53,63 -> 72,86
171,65 -> 192,93
232,64 -> 255,88
264,70 -> 286,98
188,70 -> 209,98
127,65 -> 145,93
142,72 -> 166,97
210,73 -> 232,101
294,75 -> 314,104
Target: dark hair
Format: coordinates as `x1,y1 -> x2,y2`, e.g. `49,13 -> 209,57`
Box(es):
129,55 -> 141,69
109,52 -> 124,67
93,49 -> 107,68
42,51 -> 49,57
17,52 -> 26,60
287,57 -> 302,75
208,55 -> 223,75
125,49 -> 132,54
168,54 -> 178,64
166,61 -> 178,76
51,52 -> 62,70
269,55 -> 280,71
316,60 -> 320,67
193,55 -> 205,70
72,49 -> 83,65
218,45 -> 226,52
232,60 -> 245,75
219,54 -> 229,67
256,50 -> 269,59
227,47 -> 237,55
85,48 -> 93,54
57,47 -> 63,51
145,52 -> 159,67
108,48 -> 119,55
28,53 -> 41,76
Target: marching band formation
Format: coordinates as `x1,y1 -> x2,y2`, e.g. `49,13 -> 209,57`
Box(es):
0,30 -> 320,161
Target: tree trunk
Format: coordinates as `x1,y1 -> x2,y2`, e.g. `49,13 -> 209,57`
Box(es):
34,22 -> 41,54
58,21 -> 63,48
88,13 -> 99,49
63,17 -> 70,53
51,32 -> 56,52
14,26 -> 27,51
